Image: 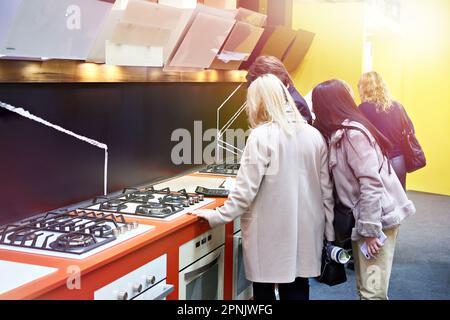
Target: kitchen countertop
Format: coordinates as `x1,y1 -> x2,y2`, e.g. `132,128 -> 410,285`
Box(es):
0,261 -> 58,295
0,173 -> 230,300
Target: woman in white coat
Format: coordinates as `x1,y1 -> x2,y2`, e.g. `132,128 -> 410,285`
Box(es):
193,74 -> 335,300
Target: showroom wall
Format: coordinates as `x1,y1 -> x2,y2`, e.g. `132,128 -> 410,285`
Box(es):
291,0 -> 450,196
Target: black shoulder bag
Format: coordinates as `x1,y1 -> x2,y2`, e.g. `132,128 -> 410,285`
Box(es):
332,186 -> 355,249
317,241 -> 347,286
399,108 -> 426,173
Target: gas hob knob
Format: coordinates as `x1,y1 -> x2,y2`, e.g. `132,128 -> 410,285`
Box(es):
119,226 -> 127,234
132,283 -> 143,294
126,223 -> 138,231
117,291 -> 128,300
182,200 -> 189,207
146,275 -> 156,285
189,198 -> 195,205
198,194 -> 204,201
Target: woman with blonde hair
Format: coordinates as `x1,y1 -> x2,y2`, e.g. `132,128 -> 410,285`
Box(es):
193,74 -> 335,300
358,71 -> 416,189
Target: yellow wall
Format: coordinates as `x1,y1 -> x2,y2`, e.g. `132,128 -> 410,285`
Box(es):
396,0 -> 450,195
292,0 -> 450,196
291,2 -> 365,98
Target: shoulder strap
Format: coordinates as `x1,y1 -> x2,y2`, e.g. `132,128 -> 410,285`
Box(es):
341,125 -> 388,174
341,125 -> 373,145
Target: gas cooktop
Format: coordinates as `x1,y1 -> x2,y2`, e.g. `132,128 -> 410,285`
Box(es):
0,210 -> 153,259
85,187 -> 214,221
198,163 -> 240,176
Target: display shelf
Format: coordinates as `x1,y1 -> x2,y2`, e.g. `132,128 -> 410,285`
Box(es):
0,59 -> 247,83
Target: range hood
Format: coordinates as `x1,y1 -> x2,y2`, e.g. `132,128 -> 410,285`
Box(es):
0,0 -> 314,73
164,4 -> 237,71
158,0 -> 197,9
204,0 -> 237,10
89,0 -> 194,67
210,8 -> 266,70
0,0 -> 112,60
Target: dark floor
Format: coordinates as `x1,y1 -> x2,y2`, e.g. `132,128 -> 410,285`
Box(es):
310,191 -> 450,300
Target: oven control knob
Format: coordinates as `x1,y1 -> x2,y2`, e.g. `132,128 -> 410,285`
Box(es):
132,283 -> 143,293
198,195 -> 204,201
189,199 -> 195,205
146,275 -> 156,285
117,291 -> 128,300
182,200 -> 189,207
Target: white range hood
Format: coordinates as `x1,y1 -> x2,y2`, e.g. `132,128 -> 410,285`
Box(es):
164,4 -> 237,71
204,0 -> 237,10
90,0 -> 194,67
0,0 -> 112,60
0,0 -> 22,53
158,0 -> 197,9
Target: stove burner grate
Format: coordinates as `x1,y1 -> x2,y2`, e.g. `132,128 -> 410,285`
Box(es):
7,227 -> 39,243
99,199 -> 128,211
49,233 -> 97,252
0,211 -> 134,255
135,203 -> 182,218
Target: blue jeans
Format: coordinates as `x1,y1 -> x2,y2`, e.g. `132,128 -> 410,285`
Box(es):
390,155 -> 407,190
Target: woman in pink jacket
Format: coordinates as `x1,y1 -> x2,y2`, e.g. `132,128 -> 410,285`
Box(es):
312,79 -> 416,300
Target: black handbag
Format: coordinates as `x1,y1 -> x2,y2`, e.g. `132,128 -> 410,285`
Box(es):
332,182 -> 355,249
399,108 -> 426,173
317,243 -> 347,286
333,197 -> 355,248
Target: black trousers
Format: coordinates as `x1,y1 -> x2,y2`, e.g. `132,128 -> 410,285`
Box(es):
252,277 -> 310,301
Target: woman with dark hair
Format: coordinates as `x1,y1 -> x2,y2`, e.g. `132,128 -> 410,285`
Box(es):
358,71 -> 416,189
312,79 -> 416,300
246,56 -> 313,124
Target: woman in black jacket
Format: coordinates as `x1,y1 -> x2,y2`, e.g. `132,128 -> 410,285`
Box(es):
358,71 -> 415,189
246,56 -> 313,125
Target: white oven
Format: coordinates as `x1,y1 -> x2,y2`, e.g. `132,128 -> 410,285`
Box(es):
233,218 -> 253,300
94,254 -> 173,300
178,226 -> 225,300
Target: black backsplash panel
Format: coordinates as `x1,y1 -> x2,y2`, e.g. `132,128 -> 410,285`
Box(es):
0,82 -> 247,225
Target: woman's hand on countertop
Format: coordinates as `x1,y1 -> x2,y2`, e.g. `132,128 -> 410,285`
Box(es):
191,209 -> 216,222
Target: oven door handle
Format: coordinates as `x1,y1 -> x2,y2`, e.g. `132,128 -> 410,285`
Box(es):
184,252 -> 221,282
153,284 -> 175,300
